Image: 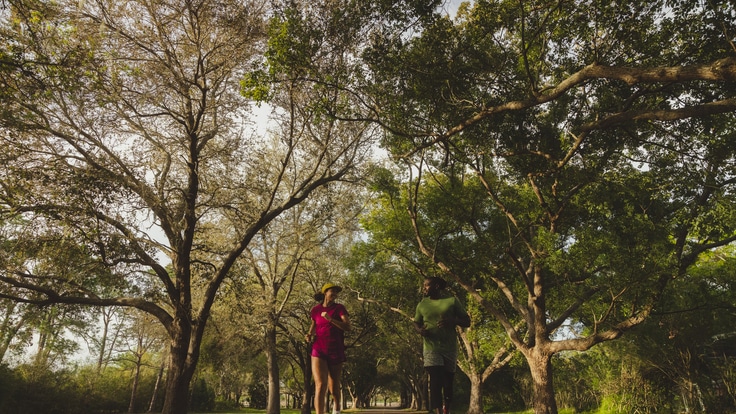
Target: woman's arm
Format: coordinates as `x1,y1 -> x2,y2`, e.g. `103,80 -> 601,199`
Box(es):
322,311 -> 351,331
305,320 -> 316,342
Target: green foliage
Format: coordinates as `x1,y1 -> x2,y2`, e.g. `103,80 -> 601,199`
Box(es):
247,381 -> 269,409
240,69 -> 273,103
0,364 -> 88,414
618,245 -> 736,413
483,366 -> 528,412
191,377 -> 216,412
264,8 -> 323,77
4,0 -> 736,413
0,364 -> 20,413
76,366 -> 137,413
356,0 -> 736,411
0,361 -> 168,414
555,345 -> 676,414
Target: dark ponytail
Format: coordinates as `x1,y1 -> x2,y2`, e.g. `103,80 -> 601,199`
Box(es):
314,292 -> 326,302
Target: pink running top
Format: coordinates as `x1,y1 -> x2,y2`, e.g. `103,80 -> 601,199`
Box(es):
310,302 -> 348,364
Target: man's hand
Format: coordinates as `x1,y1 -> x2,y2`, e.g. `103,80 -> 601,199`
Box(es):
415,323 -> 429,337
437,317 -> 456,329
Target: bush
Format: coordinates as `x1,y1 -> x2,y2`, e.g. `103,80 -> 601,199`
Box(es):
0,362 -> 166,414
0,364 -> 20,414
191,377 -> 216,411
247,381 -> 268,409
2,364 -> 85,414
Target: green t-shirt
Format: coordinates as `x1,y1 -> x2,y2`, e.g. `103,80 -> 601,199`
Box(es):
414,296 -> 468,356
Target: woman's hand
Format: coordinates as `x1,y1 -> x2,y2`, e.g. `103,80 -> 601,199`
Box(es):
320,312 -> 350,331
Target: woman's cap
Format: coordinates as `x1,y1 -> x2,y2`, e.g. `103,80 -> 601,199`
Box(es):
321,282 -> 342,294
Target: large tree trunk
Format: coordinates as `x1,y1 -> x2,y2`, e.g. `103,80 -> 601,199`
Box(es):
160,318 -> 199,414
466,371 -> 484,414
528,350 -> 558,414
266,324 -> 281,414
301,363 -> 312,414
355,395 -> 370,409
411,373 -> 428,411
301,341 -> 313,414
161,350 -> 196,414
399,382 -> 410,409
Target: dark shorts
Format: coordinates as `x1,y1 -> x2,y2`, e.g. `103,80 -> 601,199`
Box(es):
311,347 -> 346,365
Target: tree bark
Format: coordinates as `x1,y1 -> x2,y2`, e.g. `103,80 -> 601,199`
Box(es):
414,374 -> 428,411
97,311 -> 110,373
528,349 -> 558,414
160,317 -> 199,414
301,350 -> 313,414
148,360 -> 165,412
161,353 -> 195,413
266,324 -> 281,414
466,371 -> 484,414
128,353 -> 142,413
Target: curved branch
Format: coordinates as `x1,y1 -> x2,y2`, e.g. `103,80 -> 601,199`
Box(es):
353,289 -> 413,320
401,58 -> 736,157
0,274 -> 174,331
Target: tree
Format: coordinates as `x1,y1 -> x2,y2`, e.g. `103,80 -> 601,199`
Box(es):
354,1 -> 736,413
340,298 -> 385,409
0,299 -> 33,363
0,1 -> 373,413
346,234 -> 430,410
460,301 -> 516,414
89,306 -> 126,373
614,245 -> 736,413
277,297 -> 315,414
0,222 -> 103,367
116,310 -> 167,413
358,171 -> 518,413
238,182 -> 362,414
197,299 -> 264,409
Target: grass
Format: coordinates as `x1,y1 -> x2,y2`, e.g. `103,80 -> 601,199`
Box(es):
192,410 -> 418,414
191,409 -> 582,414
189,405 -> 603,414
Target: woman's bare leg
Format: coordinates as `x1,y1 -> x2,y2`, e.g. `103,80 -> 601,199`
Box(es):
312,356 -> 329,414
327,362 -> 343,413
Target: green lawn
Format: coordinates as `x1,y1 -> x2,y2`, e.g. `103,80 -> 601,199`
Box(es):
190,409 -> 576,414
190,409 -> 597,414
